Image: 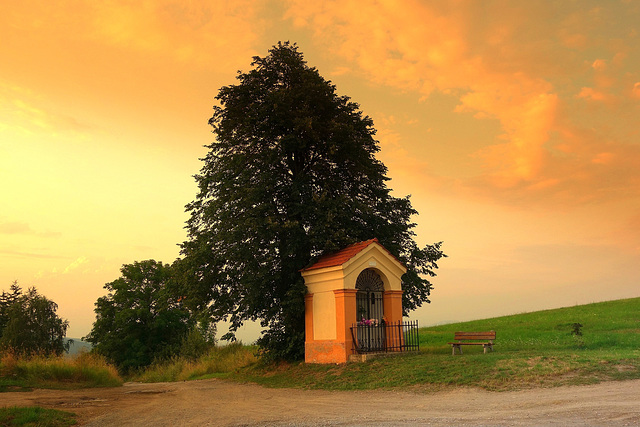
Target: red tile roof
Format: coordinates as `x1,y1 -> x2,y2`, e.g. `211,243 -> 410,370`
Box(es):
301,238 -> 380,271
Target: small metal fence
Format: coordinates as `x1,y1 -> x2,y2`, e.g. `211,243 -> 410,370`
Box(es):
350,320 -> 419,354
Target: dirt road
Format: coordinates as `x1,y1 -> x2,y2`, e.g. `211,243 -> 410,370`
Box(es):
2,378 -> 639,426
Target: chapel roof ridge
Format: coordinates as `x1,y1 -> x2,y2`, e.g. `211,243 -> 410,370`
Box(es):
301,238 -> 403,272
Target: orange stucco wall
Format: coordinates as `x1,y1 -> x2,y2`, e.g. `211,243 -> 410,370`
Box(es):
334,288 -> 357,350
304,289 -> 357,364
383,290 -> 403,323
304,293 -> 314,342
305,340 -> 349,364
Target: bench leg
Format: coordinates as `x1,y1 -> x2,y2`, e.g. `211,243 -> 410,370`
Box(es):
452,344 -> 462,355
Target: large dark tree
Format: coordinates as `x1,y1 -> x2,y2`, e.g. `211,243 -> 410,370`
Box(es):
85,260 -> 192,372
181,42 -> 445,360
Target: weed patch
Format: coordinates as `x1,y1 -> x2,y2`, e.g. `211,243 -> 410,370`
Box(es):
0,406 -> 76,426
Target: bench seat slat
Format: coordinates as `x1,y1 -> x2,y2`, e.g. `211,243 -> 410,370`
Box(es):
453,332 -> 495,341
449,331 -> 495,355
447,342 -> 491,346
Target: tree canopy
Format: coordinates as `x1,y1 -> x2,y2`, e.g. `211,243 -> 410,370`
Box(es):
180,42 -> 445,360
85,260 -> 193,372
0,283 -> 70,356
0,281 -> 22,336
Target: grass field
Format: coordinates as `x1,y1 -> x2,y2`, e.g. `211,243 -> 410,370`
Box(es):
229,297 -> 640,391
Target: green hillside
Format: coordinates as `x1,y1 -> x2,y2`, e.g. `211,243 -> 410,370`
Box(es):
420,297 -> 640,353
235,297 -> 640,390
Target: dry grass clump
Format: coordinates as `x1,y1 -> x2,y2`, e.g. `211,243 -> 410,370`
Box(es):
0,350 -> 19,375
136,342 -> 258,383
0,349 -> 122,389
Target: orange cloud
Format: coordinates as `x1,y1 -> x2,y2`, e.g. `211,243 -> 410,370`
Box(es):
1,0 -> 266,71
90,1 -> 264,66
286,1 -> 559,185
458,82 -> 558,187
592,59 -> 607,71
577,87 -> 610,102
285,0 -> 640,206
375,113 -> 432,181
592,152 -> 614,165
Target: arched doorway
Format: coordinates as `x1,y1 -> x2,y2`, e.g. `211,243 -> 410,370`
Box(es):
355,269 -> 384,323
355,269 -> 385,352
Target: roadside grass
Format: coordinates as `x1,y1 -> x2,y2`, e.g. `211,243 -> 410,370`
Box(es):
0,351 -> 122,391
134,342 -> 259,383
0,406 -> 76,426
230,297 -> 640,391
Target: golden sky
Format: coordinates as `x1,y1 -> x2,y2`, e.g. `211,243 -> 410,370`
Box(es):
2,1 -> 639,339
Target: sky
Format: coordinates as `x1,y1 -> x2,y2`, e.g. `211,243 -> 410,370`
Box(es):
2,0 -> 639,341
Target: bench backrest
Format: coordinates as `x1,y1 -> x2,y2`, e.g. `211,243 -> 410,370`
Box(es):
454,331 -> 496,341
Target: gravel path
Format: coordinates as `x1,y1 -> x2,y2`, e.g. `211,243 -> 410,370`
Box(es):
2,378 -> 639,426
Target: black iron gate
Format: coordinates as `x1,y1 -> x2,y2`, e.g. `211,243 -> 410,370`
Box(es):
351,320 -> 420,354
355,290 -> 384,351
355,268 -> 385,353
356,290 -> 384,322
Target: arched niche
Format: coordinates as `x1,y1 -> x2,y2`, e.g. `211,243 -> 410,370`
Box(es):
355,269 -> 384,322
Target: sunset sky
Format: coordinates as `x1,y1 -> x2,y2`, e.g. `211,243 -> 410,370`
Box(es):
2,1 -> 639,341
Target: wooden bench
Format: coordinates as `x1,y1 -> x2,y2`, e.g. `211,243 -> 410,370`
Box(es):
448,331 -> 495,355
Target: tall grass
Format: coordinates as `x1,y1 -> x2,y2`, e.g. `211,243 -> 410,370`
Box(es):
135,342 -> 258,383
0,350 -> 122,391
